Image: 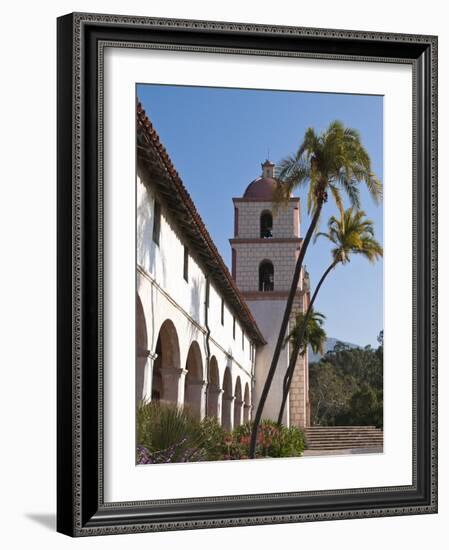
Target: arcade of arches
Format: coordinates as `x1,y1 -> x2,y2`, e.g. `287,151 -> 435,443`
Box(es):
136,295 -> 252,430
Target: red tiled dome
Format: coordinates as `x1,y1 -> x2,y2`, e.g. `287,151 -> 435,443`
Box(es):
243,177 -> 278,200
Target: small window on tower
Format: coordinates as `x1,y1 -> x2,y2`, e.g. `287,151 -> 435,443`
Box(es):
233,316 -> 236,339
260,210 -> 273,238
259,260 -> 274,292
221,298 -> 224,325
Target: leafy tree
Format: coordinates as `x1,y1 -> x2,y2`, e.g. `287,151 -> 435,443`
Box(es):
345,386 -> 383,427
309,362 -> 356,425
309,333 -> 383,427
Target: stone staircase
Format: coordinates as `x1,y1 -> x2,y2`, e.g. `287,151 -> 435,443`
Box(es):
304,426 -> 383,453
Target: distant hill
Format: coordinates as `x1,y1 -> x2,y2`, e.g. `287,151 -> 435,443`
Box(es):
308,337 -> 358,364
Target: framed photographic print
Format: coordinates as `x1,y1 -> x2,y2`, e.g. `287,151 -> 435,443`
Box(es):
57,12 -> 438,536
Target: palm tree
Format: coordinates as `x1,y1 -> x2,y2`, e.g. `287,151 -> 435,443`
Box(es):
249,121 -> 382,457
286,309 -> 327,358
276,208 -> 383,425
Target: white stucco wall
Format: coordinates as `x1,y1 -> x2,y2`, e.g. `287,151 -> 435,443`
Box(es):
247,299 -> 290,425
136,174 -> 255,417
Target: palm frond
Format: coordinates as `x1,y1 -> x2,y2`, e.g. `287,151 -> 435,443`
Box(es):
274,155 -> 311,208
277,119 -> 382,239
317,207 -> 383,266
328,183 -> 345,217
286,308 -> 327,357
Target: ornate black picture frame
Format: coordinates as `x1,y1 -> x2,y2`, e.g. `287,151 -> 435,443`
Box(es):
57,12 -> 438,536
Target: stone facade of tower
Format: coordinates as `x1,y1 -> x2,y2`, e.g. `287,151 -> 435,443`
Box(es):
230,161 -> 310,427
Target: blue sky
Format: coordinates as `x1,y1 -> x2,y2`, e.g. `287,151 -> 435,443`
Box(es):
137,84 -> 383,348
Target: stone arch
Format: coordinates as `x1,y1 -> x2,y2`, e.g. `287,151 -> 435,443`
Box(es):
184,340 -> 205,419
222,367 -> 233,431
233,376 -> 243,428
207,356 -> 221,418
136,294 -> 148,402
259,259 -> 274,292
243,382 -> 251,423
260,210 -> 273,238
152,319 -> 181,404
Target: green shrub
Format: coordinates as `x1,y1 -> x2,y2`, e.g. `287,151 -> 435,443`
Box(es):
273,424 -> 306,457
256,420 -> 305,458
224,420 -> 305,459
136,402 -> 305,463
136,401 -> 206,462
199,416 -> 228,461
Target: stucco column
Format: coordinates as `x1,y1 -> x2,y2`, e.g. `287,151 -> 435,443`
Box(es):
234,398 -> 244,427
243,403 -> 252,423
216,389 -> 223,424
222,396 -> 235,431
140,351 -> 157,403
207,387 -> 223,424
186,379 -> 207,420
160,366 -> 187,406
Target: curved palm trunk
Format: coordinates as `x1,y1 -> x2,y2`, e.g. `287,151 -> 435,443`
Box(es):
276,260 -> 337,426
249,202 -> 323,458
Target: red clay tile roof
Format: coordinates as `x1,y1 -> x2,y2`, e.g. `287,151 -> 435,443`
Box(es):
136,101 -> 266,346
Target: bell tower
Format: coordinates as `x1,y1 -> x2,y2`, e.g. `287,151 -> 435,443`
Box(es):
230,161 -> 310,427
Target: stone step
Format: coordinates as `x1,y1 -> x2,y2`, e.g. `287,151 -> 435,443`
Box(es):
307,442 -> 383,451
306,440 -> 383,446
305,431 -> 382,437
305,430 -> 380,434
304,426 -> 383,451
305,430 -> 383,435
305,428 -> 382,433
306,436 -> 383,441
307,439 -> 383,449
306,436 -> 384,444
305,432 -> 383,438
307,437 -> 383,444
306,433 -> 381,437
304,426 -> 382,433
